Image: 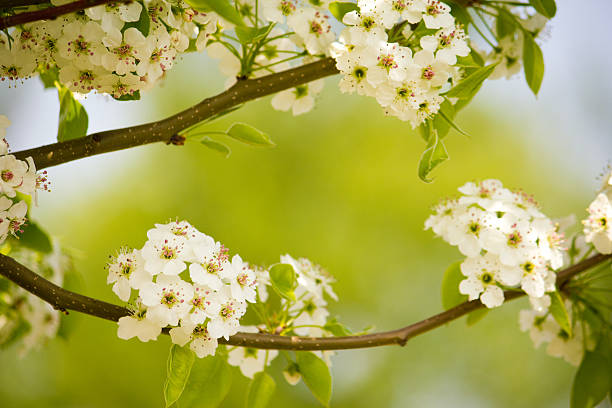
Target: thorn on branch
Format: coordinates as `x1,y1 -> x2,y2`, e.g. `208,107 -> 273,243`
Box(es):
167,134 -> 186,146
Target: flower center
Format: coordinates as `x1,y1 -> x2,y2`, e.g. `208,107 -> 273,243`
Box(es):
1,170 -> 13,182
161,245 -> 176,260
507,232 -> 522,247
378,54 -> 397,71
422,66 -> 435,80
161,291 -> 178,307
220,304 -> 234,319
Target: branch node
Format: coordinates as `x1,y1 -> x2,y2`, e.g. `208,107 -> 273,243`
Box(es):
167,134 -> 186,146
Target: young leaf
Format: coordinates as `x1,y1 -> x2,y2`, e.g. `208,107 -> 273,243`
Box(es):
170,354 -> 233,408
268,263 -> 297,301
39,66 -> 59,89
522,32 -> 545,96
444,63 -> 497,99
323,317 -> 353,336
14,221 -> 53,253
418,131 -> 449,183
328,2 -> 359,21
296,352 -> 332,407
495,8 -> 517,38
236,24 -> 274,44
56,85 -> 88,142
549,291 -> 572,336
529,0 -> 556,18
245,372 -> 276,408
201,136 -> 232,157
164,345 -> 196,408
184,0 -> 245,27
122,5 -> 150,36
571,350 -> 612,408
441,261 -> 466,310
226,123 -> 275,147
437,103 -> 469,137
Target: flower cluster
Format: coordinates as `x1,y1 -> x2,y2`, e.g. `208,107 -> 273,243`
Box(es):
582,171 -> 612,254
0,242 -> 72,355
0,115 -> 47,246
110,220 -> 257,358
1,1 -> 219,97
330,0 -> 468,127
426,179 -> 565,308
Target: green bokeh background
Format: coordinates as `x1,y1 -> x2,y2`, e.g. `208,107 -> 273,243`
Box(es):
0,2 -> 611,406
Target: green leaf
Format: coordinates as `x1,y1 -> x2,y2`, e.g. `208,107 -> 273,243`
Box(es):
441,261 -> 466,310
549,291 -> 572,337
226,123 -> 275,147
170,353 -> 233,408
164,345 -> 196,408
113,90 -> 141,101
200,136 -> 231,157
466,309 -> 488,326
39,66 -> 59,89
328,2 -> 359,21
522,32 -> 544,96
529,0 -> 556,18
184,0 -> 245,26
449,4 -> 472,27
417,131 -> 449,183
444,63 -> 497,99
268,263 -> 297,301
56,85 -> 88,142
437,102 -> 468,137
296,352 -> 332,407
571,350 -> 612,408
235,24 -> 273,44
323,317 -> 352,336
14,221 -> 53,253
245,372 -> 276,408
495,8 -> 516,38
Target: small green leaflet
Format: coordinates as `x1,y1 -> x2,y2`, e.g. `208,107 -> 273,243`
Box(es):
549,291 -> 571,336
441,261 -> 466,310
226,123 -> 275,147
245,372 -> 276,408
164,345 -> 196,408
169,353 -> 233,408
56,84 -> 88,142
184,0 -> 245,27
444,63 -> 497,100
200,136 -> 231,157
235,24 -> 274,45
13,221 -> 53,253
522,32 -> 545,96
122,4 -> 150,36
296,352 -> 332,407
39,66 -> 59,89
268,263 -> 297,301
323,317 -> 352,336
328,2 -> 359,22
571,349 -> 612,408
495,8 -> 517,38
529,0 -> 556,18
418,130 -> 449,183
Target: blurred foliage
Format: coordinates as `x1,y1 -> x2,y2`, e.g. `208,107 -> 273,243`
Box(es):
0,53 -> 593,407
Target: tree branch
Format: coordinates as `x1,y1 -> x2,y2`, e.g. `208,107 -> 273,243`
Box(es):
13,58 -> 340,170
0,251 -> 608,351
0,0 -> 120,29
1,0 -> 49,8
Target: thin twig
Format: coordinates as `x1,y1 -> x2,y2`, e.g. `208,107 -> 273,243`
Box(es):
0,252 -> 608,351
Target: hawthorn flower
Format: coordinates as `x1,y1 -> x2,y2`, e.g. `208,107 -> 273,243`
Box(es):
263,0 -> 298,22
342,11 -> 388,45
98,73 -> 141,99
0,47 -> 37,82
0,155 -> 28,197
170,322 -> 219,358
189,241 -> 227,290
107,248 -> 150,301
102,27 -> 148,75
220,255 -> 257,303
459,254 -> 505,308
271,80 -> 324,115
409,50 -> 451,89
288,8 -> 335,55
117,305 -> 162,342
421,0 -> 454,29
207,287 -> 247,340
420,25 -> 469,65
59,65 -> 109,93
186,284 -> 222,324
141,232 -> 189,276
140,274 -> 194,326
57,21 -> 107,69
86,1 -> 143,32
136,28 -> 176,80
582,193 -> 612,254
228,345 -> 279,378
363,0 -> 427,29
488,35 -> 523,80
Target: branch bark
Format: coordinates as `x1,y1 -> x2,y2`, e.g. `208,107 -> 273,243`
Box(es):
13,58 -> 340,170
0,0 -> 120,29
0,251 -> 608,351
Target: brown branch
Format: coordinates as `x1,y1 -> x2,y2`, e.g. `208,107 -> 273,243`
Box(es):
0,0 -> 120,29
0,251 -> 609,351
13,58 -> 340,170
1,0 -> 49,8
